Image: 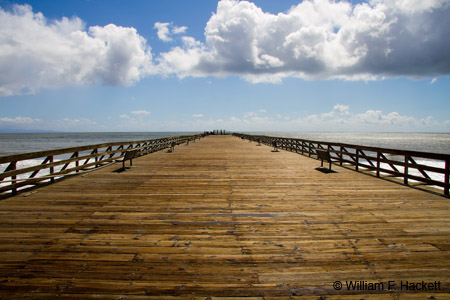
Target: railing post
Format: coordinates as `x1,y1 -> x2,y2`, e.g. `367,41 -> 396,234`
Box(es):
376,152 -> 380,177
355,150 -> 359,171
340,146 -> 343,166
94,148 -> 99,167
75,152 -> 79,173
404,155 -> 409,185
11,161 -> 17,195
445,159 -> 449,196
50,155 -> 54,183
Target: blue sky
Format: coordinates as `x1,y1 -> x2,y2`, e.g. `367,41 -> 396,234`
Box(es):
0,0 -> 449,132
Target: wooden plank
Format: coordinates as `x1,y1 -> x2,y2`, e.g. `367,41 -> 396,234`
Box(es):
0,135 -> 449,298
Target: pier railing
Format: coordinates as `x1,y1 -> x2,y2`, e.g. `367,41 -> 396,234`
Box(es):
234,133 -> 450,196
0,133 -> 205,196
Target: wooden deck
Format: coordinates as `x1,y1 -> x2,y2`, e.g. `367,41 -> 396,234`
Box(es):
0,135 -> 449,299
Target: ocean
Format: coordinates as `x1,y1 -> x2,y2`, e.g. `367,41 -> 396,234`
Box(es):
1,132 -> 449,193
250,132 -> 450,154
1,132 -> 448,156
0,132 -> 200,156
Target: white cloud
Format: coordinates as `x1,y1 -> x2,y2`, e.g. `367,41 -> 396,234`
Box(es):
159,0 -> 450,82
154,22 -> 188,42
131,110 -> 151,116
321,104 -> 350,118
2,104 -> 449,132
353,110 -> 417,126
0,116 -> 100,131
371,0 -> 448,14
173,25 -> 188,35
0,116 -> 41,124
0,4 -> 155,96
154,22 -> 171,42
187,104 -> 448,132
2,1 -> 449,96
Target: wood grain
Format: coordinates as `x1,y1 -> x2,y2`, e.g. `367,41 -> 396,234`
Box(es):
0,135 -> 449,299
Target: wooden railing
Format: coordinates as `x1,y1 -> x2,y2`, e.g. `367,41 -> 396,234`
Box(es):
234,133 -> 450,197
0,133 -> 206,196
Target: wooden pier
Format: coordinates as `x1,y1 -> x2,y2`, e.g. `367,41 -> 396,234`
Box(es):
0,135 -> 449,299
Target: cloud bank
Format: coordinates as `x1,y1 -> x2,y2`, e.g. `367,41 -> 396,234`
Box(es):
0,116 -> 99,131
0,4 -> 154,96
215,104 -> 448,132
1,0 -> 449,96
161,0 -> 450,82
2,104 -> 449,132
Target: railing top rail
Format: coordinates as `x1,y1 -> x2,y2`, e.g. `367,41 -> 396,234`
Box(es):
235,133 -> 450,160
0,134 -> 203,164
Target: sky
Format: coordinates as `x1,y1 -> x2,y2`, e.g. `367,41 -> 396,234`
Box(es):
0,0 -> 449,132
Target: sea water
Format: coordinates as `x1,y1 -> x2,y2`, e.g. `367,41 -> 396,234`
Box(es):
0,132 -> 199,156
1,132 -> 449,192
1,132 -> 449,156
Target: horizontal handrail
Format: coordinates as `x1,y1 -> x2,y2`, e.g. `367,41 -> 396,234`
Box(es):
234,133 -> 450,197
0,133 -> 206,196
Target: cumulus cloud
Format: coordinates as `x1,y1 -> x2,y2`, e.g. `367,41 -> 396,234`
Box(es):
159,0 -> 450,82
3,103 -> 448,132
201,104 -> 448,131
154,22 -> 188,42
0,4 -> 154,96
154,22 -> 171,42
2,0 -> 449,96
115,107 -> 448,131
321,104 -> 350,118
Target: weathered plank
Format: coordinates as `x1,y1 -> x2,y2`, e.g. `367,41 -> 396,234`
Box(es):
0,135 -> 449,298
